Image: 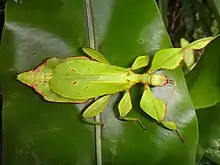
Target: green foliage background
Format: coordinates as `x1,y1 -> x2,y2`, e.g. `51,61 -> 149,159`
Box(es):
0,0 -> 220,165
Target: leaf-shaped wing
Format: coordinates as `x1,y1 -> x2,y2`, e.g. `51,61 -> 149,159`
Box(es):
50,58 -> 130,100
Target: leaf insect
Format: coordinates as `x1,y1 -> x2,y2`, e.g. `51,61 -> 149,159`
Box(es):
17,35 -> 219,141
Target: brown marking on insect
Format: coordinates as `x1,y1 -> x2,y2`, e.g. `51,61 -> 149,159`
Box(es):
72,81 -> 77,85
168,80 -> 174,85
31,84 -> 44,96
34,61 -> 47,73
32,83 -> 38,89
129,67 -> 135,72
35,89 -> 44,96
161,77 -> 169,86
34,66 -> 41,73
72,69 -> 76,72
161,77 -> 175,86
162,78 -> 168,86
23,82 -> 32,87
43,75 -> 49,84
128,82 -> 139,90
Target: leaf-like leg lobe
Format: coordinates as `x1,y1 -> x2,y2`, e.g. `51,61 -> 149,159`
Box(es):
82,95 -> 110,118
161,121 -> 184,141
118,91 -> 146,130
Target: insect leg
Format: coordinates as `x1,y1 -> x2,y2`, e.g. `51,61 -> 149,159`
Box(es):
140,85 -> 183,141
131,55 -> 149,70
82,95 -> 110,125
161,121 -> 184,142
118,90 -> 146,130
82,47 -> 110,64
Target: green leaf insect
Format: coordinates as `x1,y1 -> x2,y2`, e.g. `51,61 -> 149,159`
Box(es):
17,35 -> 218,141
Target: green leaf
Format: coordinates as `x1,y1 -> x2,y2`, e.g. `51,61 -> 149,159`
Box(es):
186,34 -> 219,50
185,19 -> 220,164
181,38 -> 195,70
0,1 -> 95,164
186,37 -> 220,109
196,103 -> 220,164
150,35 -> 218,72
206,0 -> 220,26
91,1 -> 197,164
0,0 -> 198,164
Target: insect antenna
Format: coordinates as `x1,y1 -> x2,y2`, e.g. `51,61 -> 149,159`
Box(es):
163,79 -> 175,86
168,80 -> 174,85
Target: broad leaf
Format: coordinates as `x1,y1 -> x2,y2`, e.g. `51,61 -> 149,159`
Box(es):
181,38 -> 195,70
186,37 -> 220,109
0,0 -> 198,164
196,103 -> 220,164
186,35 -> 219,50
186,2 -> 220,163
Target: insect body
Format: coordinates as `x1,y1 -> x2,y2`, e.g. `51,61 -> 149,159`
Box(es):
50,57 -> 168,99
49,54 -> 179,136
17,35 -> 219,141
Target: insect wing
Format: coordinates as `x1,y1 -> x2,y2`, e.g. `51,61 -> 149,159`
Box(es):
49,58 -> 130,100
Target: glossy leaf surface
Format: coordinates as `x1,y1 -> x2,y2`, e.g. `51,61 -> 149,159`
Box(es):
185,2 -> 220,163
91,0 -> 197,165
0,0 -> 198,164
186,37 -> 220,109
